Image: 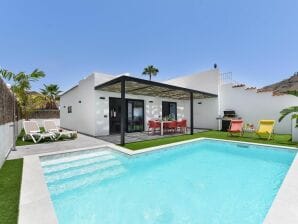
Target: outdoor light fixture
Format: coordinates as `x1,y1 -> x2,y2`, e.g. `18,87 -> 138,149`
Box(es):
149,100 -> 154,103
99,97 -> 106,100
78,100 -> 81,103
198,102 -> 202,104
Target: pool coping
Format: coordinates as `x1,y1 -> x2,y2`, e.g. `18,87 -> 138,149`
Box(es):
18,137 -> 298,224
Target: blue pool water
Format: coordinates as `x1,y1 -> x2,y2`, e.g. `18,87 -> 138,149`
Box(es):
40,140 -> 296,224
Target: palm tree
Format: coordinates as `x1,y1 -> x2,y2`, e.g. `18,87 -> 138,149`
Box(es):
0,68 -> 45,119
142,65 -> 159,81
40,84 -> 62,109
279,91 -> 298,125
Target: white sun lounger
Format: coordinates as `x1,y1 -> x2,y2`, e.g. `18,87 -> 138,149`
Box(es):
44,120 -> 77,140
23,120 -> 56,143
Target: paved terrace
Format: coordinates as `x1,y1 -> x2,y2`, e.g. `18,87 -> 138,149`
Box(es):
8,130 -> 205,159
97,129 -> 205,144
8,134 -> 109,160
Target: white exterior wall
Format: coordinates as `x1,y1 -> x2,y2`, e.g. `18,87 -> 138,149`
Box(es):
164,69 -> 220,130
292,119 -> 298,142
220,84 -> 298,134
164,69 -> 220,95
194,98 -> 219,129
58,69 -> 298,137
61,70 -> 221,136
60,73 -> 115,136
60,86 -> 80,132
95,90 -> 190,136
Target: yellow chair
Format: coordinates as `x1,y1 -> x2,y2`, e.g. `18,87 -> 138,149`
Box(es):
255,120 -> 275,140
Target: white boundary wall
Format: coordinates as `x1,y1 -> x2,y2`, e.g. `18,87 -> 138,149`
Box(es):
220,84 -> 298,134
292,119 -> 298,142
0,118 -> 60,167
0,120 -> 22,167
0,122 -> 14,167
17,119 -> 60,130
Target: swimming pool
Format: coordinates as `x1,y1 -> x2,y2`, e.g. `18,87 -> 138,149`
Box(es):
40,139 -> 296,224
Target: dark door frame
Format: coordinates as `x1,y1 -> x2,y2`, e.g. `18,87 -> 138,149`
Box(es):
126,99 -> 145,133
109,97 -> 122,135
109,97 -> 145,134
162,101 -> 177,119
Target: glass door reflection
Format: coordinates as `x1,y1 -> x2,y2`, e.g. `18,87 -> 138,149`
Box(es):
127,100 -> 144,132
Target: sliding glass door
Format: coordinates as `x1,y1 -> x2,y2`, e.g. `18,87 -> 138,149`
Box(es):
162,101 -> 177,120
127,100 -> 144,132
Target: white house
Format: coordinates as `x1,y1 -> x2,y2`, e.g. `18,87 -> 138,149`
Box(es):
60,70 -> 219,139
60,69 -> 298,140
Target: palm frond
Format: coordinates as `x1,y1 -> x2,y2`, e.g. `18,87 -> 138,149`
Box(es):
142,65 -> 159,80
286,90 -> 298,97
0,69 -> 15,80
29,69 -> 45,81
279,106 -> 298,122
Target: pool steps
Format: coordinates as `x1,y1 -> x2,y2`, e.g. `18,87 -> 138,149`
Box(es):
41,149 -> 126,195
45,160 -> 122,183
41,150 -> 112,166
48,167 -> 125,195
43,154 -> 116,174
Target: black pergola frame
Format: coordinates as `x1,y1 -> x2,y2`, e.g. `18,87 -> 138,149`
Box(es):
95,76 -> 217,145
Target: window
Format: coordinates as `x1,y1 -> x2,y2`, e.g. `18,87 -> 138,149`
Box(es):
67,106 -> 72,113
162,101 -> 177,120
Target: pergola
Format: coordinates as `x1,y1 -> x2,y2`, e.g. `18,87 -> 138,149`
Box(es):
95,76 -> 217,145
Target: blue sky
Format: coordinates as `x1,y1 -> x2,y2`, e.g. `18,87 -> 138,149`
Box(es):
1,0 -> 298,91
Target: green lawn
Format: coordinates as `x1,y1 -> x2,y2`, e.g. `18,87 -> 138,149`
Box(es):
124,130 -> 298,150
0,159 -> 23,224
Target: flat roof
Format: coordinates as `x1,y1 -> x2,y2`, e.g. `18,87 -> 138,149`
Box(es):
60,85 -> 78,96
95,76 -> 217,100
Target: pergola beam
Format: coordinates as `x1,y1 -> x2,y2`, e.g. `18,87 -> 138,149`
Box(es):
95,75 -> 218,98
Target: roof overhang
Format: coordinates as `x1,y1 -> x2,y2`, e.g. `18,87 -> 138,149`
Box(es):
94,76 -> 217,100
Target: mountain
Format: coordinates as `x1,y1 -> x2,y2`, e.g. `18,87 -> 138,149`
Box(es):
259,72 -> 298,94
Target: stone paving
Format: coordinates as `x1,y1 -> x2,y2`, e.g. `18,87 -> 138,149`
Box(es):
8,134 -> 108,160
97,129 -> 205,144
8,130 -> 205,159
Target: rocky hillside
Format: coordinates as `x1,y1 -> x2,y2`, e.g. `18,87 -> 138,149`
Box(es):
259,72 -> 298,94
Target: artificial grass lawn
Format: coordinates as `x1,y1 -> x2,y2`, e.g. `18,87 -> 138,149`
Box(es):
124,130 -> 298,150
0,159 -> 23,224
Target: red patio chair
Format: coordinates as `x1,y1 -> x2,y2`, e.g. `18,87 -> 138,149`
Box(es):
228,119 -> 244,136
164,121 -> 177,134
148,120 -> 161,135
177,119 -> 187,133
